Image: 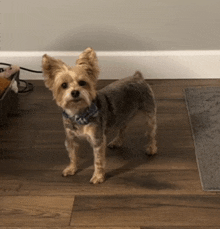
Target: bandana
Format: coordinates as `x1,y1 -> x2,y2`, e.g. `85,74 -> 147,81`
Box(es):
62,102 -> 99,125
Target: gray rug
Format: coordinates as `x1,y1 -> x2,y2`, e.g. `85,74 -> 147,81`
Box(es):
185,87 -> 220,191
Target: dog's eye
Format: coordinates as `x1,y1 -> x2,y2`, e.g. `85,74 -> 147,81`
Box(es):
61,83 -> 68,89
78,80 -> 87,86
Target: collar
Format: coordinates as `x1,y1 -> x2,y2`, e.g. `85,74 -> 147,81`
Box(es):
62,102 -> 99,125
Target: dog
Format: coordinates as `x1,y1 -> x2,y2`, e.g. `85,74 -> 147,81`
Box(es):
42,47 -> 157,184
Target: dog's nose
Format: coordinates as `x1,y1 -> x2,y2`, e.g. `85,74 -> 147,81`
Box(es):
71,90 -> 80,98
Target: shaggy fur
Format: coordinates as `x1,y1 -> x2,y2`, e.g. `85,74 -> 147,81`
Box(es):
42,47 -> 157,184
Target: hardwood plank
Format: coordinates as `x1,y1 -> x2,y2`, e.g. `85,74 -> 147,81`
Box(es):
18,98 -> 187,119
1,108 -> 194,151
18,98 -> 60,114
33,121 -> 193,150
150,80 -> 220,100
141,227 -> 219,229
18,80 -> 115,101
129,113 -> 191,131
20,79 -> 220,102
2,79 -> 218,228
25,79 -> 116,89
0,181 -> 30,196
0,130 -> 37,150
20,79 -> 209,102
0,114 -> 64,138
19,85 -> 53,100
27,79 -> 220,88
0,226 -> 216,229
2,96 -> 190,137
152,85 -> 185,99
0,227 -> 140,229
23,79 -> 114,88
146,79 -> 220,87
156,99 -> 188,114
0,148 -> 68,171
19,84 -> 184,100
0,196 -> 74,227
1,107 -> 190,133
0,121 -> 197,171
70,195 -> 220,227
18,98 -> 188,115
0,124 -> 197,172
0,146 -> 197,173
0,170 -> 205,196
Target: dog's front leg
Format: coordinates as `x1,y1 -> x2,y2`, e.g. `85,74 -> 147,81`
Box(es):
62,138 -> 79,177
90,135 -> 106,184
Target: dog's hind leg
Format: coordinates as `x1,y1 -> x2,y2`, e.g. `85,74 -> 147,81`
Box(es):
145,113 -> 157,155
107,125 -> 127,149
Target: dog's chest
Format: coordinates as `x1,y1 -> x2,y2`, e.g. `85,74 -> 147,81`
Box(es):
64,118 -> 94,140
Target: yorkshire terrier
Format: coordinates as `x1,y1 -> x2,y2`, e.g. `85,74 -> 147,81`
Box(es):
42,47 -> 157,184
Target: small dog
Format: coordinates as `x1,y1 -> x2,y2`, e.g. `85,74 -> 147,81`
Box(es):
42,47 -> 157,184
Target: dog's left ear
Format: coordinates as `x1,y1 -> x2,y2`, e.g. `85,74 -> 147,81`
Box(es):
42,54 -> 68,90
76,47 -> 100,80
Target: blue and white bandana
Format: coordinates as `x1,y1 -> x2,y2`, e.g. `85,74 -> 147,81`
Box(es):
62,102 -> 99,125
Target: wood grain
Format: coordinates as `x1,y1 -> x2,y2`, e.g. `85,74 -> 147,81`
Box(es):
1,170 -> 205,196
71,195 -> 220,227
141,227 -> 220,229
0,227 -> 217,229
0,227 -> 140,229
1,79 -> 220,228
0,196 -> 74,227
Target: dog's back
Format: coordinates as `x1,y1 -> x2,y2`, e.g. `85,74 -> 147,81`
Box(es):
97,71 -> 156,128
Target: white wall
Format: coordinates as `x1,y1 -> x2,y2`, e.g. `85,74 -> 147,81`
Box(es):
1,0 -> 220,51
1,0 -> 220,79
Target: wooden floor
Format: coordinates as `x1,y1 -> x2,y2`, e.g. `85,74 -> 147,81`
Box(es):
1,79 -> 220,228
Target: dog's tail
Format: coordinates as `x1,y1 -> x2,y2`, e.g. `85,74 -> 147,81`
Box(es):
133,71 -> 144,80
134,70 -> 157,155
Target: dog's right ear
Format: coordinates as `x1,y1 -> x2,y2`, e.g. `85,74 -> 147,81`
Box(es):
76,47 -> 100,81
42,54 -> 67,90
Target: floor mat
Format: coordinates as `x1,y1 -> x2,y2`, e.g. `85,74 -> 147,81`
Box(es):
185,87 -> 220,191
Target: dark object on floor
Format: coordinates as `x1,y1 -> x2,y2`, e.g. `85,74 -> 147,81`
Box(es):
0,78 -> 11,98
185,87 -> 220,191
0,71 -> 20,126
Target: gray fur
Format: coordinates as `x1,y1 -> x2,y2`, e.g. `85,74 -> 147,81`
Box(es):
95,71 -> 156,131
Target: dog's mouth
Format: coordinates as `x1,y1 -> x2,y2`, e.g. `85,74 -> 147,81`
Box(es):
72,98 -> 82,103
64,99 -> 82,109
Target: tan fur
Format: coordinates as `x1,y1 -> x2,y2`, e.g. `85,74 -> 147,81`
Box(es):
42,48 -> 98,118
146,113 -> 157,155
76,47 -> 100,81
42,47 -> 157,184
63,117 -> 106,183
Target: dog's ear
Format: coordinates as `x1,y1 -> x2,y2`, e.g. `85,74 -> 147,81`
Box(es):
76,47 -> 100,81
42,54 -> 67,90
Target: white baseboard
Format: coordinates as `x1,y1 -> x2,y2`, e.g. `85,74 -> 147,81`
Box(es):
1,51 -> 220,80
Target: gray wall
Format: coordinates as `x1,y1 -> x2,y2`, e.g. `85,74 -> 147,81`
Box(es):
1,0 -> 220,51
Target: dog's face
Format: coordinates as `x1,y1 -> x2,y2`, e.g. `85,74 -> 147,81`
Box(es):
42,48 -> 100,116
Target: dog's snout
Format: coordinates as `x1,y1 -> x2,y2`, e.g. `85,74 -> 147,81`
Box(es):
71,90 -> 80,98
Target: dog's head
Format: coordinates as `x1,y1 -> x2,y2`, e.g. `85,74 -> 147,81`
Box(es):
42,48 -> 100,116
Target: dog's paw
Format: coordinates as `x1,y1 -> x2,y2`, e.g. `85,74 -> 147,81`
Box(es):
62,165 -> 77,177
107,139 -> 123,149
90,172 -> 105,184
146,144 -> 157,156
